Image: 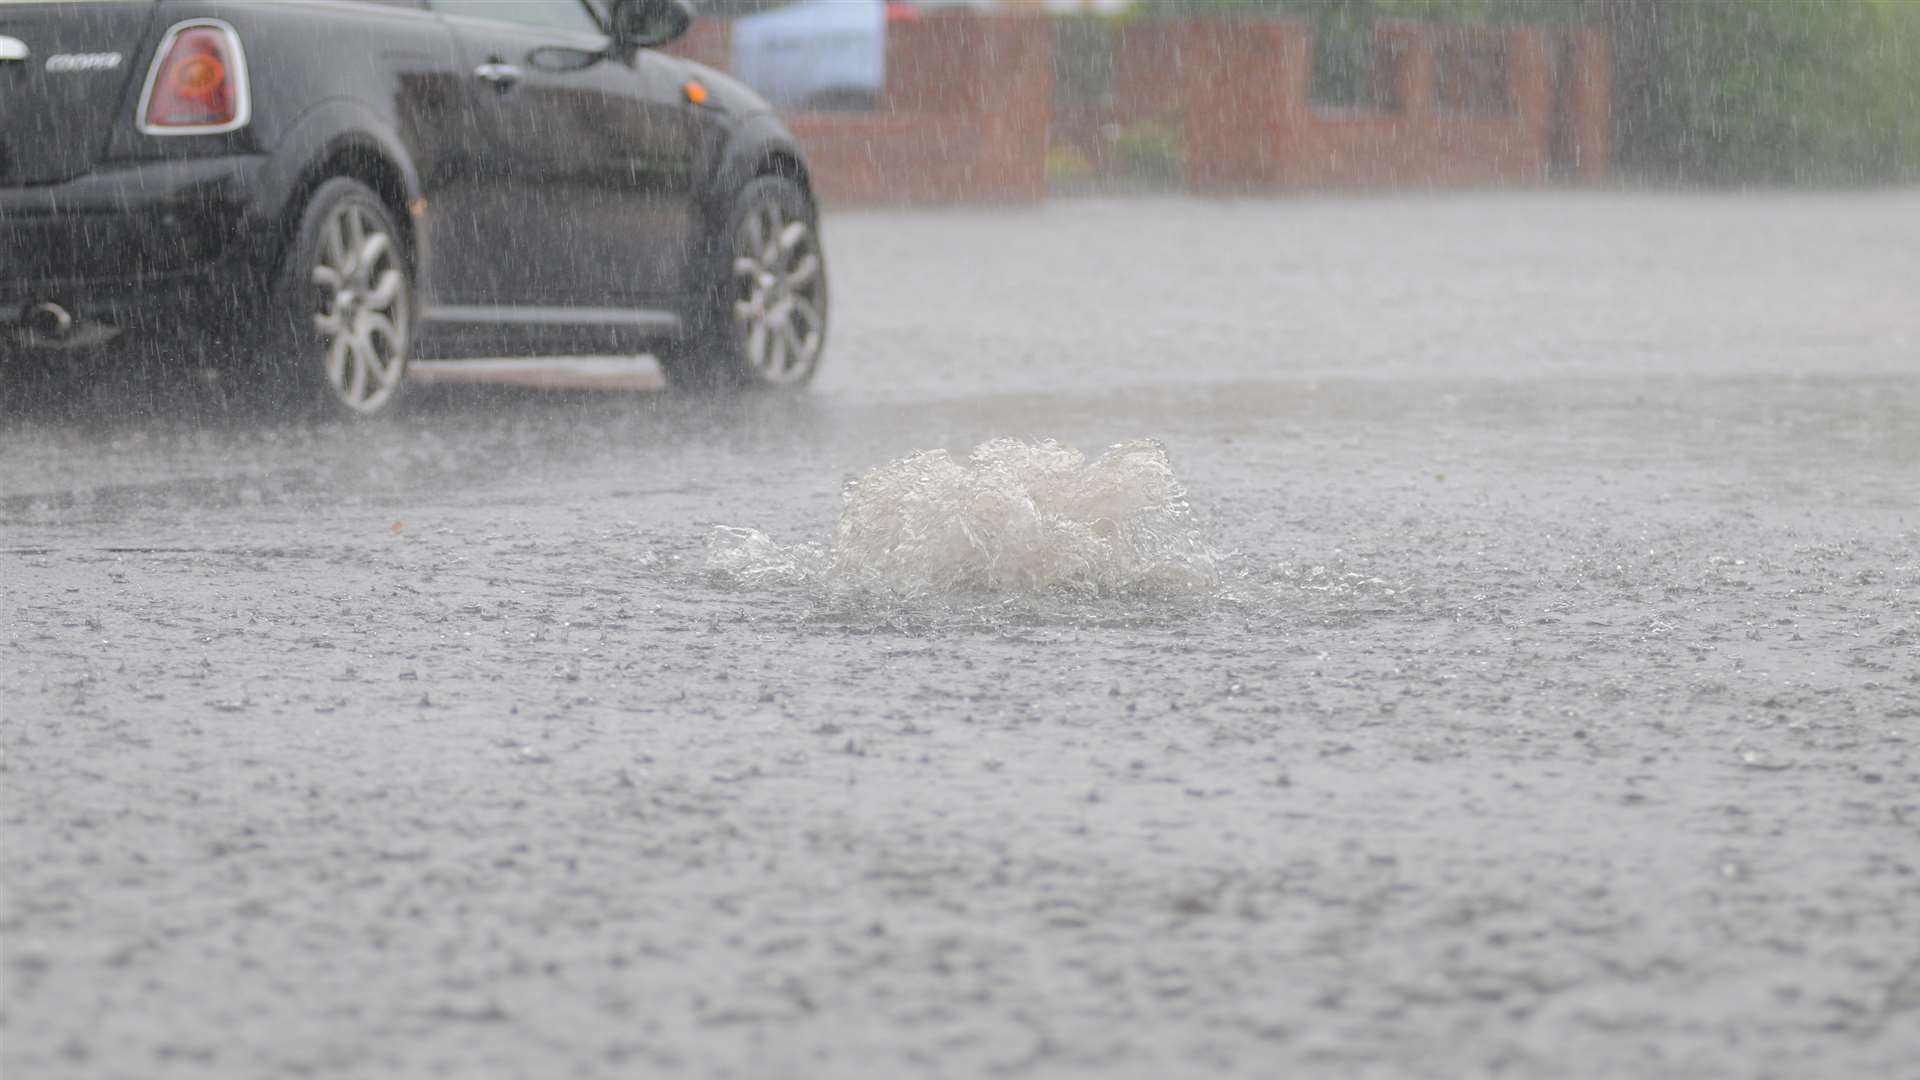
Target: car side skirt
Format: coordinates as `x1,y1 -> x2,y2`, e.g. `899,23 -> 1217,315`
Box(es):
411,304 -> 688,361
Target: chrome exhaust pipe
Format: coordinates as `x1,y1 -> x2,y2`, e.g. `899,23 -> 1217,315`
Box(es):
25,301 -> 74,341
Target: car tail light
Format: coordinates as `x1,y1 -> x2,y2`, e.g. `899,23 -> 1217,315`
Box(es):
884,3 -> 923,21
138,20 -> 249,135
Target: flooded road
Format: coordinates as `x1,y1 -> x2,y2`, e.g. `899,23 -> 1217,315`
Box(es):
4,193 -> 1917,1078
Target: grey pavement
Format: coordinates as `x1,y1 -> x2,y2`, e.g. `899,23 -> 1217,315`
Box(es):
3,192 -> 1918,1078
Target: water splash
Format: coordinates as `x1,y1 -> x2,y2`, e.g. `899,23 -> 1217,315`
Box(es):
707,438 -> 1217,598
703,524 -> 826,588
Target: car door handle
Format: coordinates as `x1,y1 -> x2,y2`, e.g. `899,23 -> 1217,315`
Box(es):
474,62 -> 522,92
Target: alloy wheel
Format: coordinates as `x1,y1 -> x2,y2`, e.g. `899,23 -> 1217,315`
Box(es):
308,201 -> 409,415
730,200 -> 824,386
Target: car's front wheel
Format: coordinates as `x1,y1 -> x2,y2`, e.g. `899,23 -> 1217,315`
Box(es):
660,175 -> 828,393
265,177 -> 414,418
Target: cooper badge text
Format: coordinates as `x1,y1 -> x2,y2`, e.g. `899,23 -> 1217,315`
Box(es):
45,53 -> 125,73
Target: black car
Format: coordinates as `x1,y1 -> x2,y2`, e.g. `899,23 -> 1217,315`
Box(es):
0,0 -> 829,415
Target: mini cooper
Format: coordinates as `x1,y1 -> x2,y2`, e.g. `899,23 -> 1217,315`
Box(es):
0,0 -> 830,415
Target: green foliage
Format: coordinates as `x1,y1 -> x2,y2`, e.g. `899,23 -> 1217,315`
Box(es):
1307,1 -> 1383,108
1055,15 -> 1120,104
1650,0 -> 1920,183
1113,122 -> 1187,185
1045,143 -> 1097,185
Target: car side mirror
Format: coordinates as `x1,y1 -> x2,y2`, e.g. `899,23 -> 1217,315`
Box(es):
610,0 -> 693,50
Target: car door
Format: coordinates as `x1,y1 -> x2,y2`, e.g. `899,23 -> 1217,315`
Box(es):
427,0 -> 699,322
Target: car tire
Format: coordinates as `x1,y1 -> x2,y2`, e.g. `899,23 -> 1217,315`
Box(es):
259,177 -> 415,418
659,175 -> 827,394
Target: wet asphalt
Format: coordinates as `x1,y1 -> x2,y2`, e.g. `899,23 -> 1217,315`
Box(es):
2,192 -> 1917,1079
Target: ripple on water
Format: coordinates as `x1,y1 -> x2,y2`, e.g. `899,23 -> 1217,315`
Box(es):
707,438 -> 1219,603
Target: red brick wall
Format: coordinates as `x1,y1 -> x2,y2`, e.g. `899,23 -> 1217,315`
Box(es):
1111,24 -> 1186,125
665,17 -> 729,72
969,18 -> 1055,202
1176,18 -> 1566,193
1179,19 -> 1310,192
673,13 -> 1053,206
671,13 -> 1606,203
